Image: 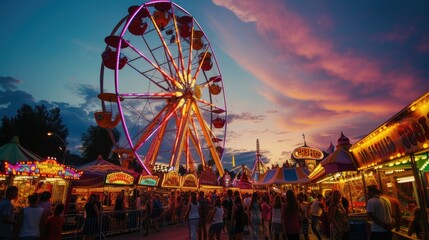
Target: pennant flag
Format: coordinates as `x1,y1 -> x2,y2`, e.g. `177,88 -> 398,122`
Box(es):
232,154 -> 236,167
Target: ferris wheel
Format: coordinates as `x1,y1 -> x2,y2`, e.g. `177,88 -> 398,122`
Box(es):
95,1 -> 227,176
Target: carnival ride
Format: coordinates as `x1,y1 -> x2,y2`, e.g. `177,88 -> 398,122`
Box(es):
251,139 -> 267,182
95,1 -> 227,176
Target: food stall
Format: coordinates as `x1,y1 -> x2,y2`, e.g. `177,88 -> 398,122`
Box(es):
4,158 -> 82,207
349,91 -> 429,238
69,155 -> 139,213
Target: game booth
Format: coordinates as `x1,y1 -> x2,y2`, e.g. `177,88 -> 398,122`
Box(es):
0,136 -> 83,209
69,155 -> 140,213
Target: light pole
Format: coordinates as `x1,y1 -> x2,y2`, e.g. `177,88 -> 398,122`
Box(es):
47,132 -> 67,164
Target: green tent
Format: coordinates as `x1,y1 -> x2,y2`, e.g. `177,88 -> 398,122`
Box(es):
0,136 -> 42,164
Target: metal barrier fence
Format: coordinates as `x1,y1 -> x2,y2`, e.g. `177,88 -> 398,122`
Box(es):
61,209 -> 180,240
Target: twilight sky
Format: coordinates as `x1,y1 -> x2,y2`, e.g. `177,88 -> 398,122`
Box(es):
1,0 -> 428,170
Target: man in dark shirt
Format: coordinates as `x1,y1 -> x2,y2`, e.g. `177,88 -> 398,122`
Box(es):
222,189 -> 234,240
0,186 -> 19,240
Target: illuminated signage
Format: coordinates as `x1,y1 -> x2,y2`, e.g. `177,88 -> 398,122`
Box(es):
292,146 -> 324,160
138,175 -> 158,186
351,93 -> 429,168
162,171 -> 180,187
105,172 -> 134,185
5,159 -> 83,179
181,174 -> 198,188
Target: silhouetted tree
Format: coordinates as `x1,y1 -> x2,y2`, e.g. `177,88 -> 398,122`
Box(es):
80,126 -> 120,163
0,104 -> 68,162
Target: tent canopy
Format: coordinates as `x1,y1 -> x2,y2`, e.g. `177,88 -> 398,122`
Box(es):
310,132 -> 357,182
255,167 -> 310,185
73,155 -> 140,187
0,136 -> 42,164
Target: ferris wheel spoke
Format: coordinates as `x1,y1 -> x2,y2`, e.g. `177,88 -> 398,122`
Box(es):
120,91 -> 183,100
144,121 -> 168,166
134,99 -> 185,149
195,98 -> 226,112
126,41 -> 183,89
192,102 -> 224,176
188,117 -> 206,166
127,60 -> 171,91
169,99 -> 193,168
147,14 -> 185,86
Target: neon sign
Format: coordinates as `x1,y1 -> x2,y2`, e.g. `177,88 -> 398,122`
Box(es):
181,174 -> 198,188
4,159 -> 83,179
138,175 -> 158,186
105,172 -> 134,185
292,146 -> 324,160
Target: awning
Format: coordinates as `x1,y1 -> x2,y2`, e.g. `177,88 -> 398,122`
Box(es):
73,155 -> 140,187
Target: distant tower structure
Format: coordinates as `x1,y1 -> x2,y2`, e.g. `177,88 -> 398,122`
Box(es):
251,139 -> 267,182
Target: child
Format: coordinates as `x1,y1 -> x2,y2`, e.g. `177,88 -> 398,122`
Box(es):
45,203 -> 66,240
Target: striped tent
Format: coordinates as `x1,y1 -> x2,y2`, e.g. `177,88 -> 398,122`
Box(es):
0,136 -> 42,164
255,166 -> 310,185
309,132 -> 357,182
73,155 -> 140,187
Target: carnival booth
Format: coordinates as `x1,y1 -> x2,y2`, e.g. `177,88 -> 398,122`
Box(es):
349,91 -> 429,237
70,155 -> 140,213
309,132 -> 362,212
0,136 -> 82,208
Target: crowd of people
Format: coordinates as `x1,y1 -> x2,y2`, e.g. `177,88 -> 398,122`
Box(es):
0,186 -> 65,240
0,184 -> 426,240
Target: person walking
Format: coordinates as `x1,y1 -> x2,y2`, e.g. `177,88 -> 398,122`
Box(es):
328,190 -> 350,240
38,191 -> 53,217
15,193 -> 47,240
222,189 -> 234,240
366,185 -> 393,240
208,197 -> 224,240
271,195 -> 283,240
185,192 -> 199,240
114,193 -> 126,230
310,193 -> 325,240
151,194 -> 163,232
82,194 -> 100,240
298,192 -> 310,240
282,190 -> 301,240
247,192 -> 261,240
231,195 -> 244,240
44,203 -> 65,240
198,191 -> 209,240
0,186 -> 19,240
261,196 -> 271,240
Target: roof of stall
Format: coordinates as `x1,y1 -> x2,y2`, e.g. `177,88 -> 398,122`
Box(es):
0,136 -> 43,164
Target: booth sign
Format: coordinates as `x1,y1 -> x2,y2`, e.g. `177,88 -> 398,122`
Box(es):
105,172 -> 134,185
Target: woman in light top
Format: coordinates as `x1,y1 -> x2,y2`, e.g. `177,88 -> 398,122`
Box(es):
271,195 -> 283,240
248,192 -> 261,240
15,193 -> 47,240
185,192 -> 199,240
208,197 -> 224,240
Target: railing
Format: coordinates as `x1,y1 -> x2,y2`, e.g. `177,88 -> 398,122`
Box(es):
61,209 -> 180,240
